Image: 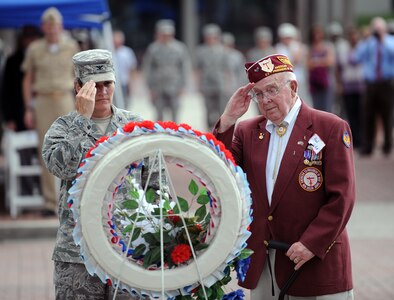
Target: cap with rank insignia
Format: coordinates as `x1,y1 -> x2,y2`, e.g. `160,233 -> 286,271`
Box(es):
73,49 -> 116,84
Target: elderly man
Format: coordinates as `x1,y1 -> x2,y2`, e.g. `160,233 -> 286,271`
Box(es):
42,49 -> 151,299
213,54 -> 355,299
22,7 -> 79,216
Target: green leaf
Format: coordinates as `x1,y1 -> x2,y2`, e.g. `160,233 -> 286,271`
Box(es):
122,226 -> 141,241
177,196 -> 189,212
163,199 -> 171,210
130,227 -> 141,241
129,189 -> 140,200
238,248 -> 254,260
123,199 -> 139,209
122,224 -> 133,234
132,244 -> 146,258
143,247 -> 162,267
194,205 -> 207,222
194,243 -> 209,251
145,188 -> 156,203
196,194 -> 210,205
204,213 -> 211,224
142,232 -> 157,244
172,203 -> 180,214
153,231 -> 171,243
215,287 -> 224,299
196,286 -> 212,299
127,213 -> 145,222
220,274 -> 232,285
153,207 -> 166,216
188,179 -> 199,196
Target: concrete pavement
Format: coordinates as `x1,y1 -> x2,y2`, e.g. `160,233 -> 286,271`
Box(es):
0,87 -> 393,299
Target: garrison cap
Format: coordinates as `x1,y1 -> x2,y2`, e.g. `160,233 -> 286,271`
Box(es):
41,7 -> 63,24
73,49 -> 116,84
245,54 -> 293,83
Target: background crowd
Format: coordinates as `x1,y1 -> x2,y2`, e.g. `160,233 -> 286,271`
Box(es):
0,7 -> 393,217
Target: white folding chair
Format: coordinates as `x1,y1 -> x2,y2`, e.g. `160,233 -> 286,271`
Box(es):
2,130 -> 44,218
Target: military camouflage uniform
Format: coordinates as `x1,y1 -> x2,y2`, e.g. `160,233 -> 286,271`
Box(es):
141,39 -> 191,123
43,105 -> 155,299
195,43 -> 231,129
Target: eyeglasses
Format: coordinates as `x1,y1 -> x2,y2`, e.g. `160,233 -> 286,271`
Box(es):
250,80 -> 290,103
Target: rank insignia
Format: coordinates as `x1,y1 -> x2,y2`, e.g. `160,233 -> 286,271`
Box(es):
343,131 -> 351,148
299,167 -> 323,192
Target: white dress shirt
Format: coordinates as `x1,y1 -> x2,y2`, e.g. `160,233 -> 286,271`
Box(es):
265,97 -> 301,205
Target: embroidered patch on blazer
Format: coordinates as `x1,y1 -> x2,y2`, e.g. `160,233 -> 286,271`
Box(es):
342,131 -> 351,148
299,167 -> 323,192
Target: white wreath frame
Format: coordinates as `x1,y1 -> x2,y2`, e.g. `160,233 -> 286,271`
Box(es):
69,125 -> 252,298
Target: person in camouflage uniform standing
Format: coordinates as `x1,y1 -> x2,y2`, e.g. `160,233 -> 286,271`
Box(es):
195,24 -> 230,130
42,49 -> 159,299
142,19 -> 192,123
246,26 -> 276,62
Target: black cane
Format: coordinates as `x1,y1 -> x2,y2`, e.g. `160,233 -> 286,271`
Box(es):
267,240 -> 303,300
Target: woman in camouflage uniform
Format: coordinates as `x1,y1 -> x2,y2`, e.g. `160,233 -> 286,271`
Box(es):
42,49 -> 156,299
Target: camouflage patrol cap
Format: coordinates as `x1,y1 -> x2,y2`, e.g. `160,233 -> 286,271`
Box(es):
73,49 -> 116,84
203,24 -> 221,37
156,19 -> 175,35
41,7 -> 63,24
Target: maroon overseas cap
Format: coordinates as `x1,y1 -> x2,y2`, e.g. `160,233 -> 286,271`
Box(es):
245,54 -> 293,83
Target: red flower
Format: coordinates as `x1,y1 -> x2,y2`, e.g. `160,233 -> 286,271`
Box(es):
171,244 -> 192,265
167,210 -> 181,225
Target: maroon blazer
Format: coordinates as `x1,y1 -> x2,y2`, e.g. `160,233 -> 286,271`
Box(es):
214,102 -> 355,296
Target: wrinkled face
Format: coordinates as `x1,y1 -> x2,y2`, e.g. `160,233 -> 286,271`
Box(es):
93,81 -> 115,117
252,74 -> 297,125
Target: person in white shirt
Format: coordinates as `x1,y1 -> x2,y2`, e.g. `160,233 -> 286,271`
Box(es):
113,30 -> 137,104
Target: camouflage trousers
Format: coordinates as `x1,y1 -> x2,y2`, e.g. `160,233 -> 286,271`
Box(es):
54,261 -> 142,300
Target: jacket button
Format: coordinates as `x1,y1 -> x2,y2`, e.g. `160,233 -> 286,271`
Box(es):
268,215 -> 273,221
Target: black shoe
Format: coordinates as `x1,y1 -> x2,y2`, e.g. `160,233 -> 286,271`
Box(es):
383,145 -> 392,156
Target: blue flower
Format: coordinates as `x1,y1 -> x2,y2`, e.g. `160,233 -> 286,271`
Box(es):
223,289 -> 245,300
234,257 -> 251,282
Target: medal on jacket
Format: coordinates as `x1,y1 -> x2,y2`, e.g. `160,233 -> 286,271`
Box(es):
276,124 -> 287,137
304,144 -> 322,166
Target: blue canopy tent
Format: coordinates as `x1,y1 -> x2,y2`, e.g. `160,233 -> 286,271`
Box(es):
0,0 -> 126,108
0,0 -> 110,29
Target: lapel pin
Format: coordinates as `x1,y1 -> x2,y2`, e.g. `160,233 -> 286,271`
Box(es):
259,132 -> 264,140
297,141 -> 304,146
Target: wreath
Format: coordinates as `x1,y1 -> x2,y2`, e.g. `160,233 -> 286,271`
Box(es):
68,121 -> 253,300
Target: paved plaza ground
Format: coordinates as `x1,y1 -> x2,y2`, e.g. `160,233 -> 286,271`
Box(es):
0,86 -> 393,299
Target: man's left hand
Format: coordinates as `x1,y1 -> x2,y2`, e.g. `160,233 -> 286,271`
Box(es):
286,242 -> 315,270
